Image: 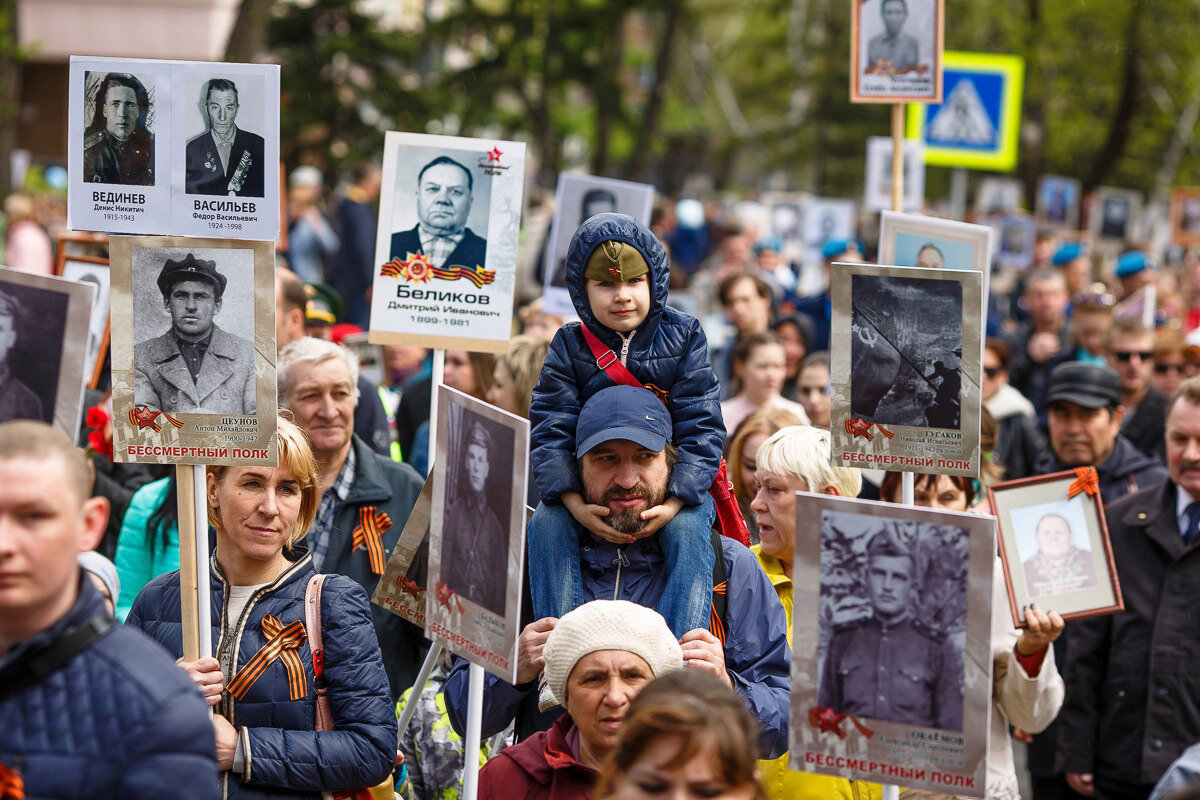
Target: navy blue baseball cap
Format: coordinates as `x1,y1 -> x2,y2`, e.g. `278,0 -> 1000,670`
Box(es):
576,385 -> 670,456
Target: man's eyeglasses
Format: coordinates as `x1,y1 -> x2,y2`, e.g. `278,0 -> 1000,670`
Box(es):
1155,363 -> 1185,374
1112,350 -> 1153,362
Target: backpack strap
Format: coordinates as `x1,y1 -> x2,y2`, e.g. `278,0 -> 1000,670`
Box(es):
580,324 -> 643,389
305,574 -> 334,732
0,612 -> 114,703
708,530 -> 729,646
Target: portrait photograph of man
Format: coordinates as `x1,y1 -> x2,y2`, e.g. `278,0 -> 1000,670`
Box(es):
132,250 -> 257,415
83,71 -> 155,186
1037,176 -> 1080,228
867,0 -> 921,73
389,153 -> 490,270
853,0 -> 941,103
184,76 -> 266,197
1100,195 -> 1131,239
0,283 -> 65,424
439,405 -> 514,617
548,187 -> 619,289
818,515 -> 966,732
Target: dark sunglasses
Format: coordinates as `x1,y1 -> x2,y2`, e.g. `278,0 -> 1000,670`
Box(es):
1113,350 -> 1153,362
1155,363 -> 1185,374
983,366 -> 1002,379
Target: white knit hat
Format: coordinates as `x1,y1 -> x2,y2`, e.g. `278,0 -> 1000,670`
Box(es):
543,600 -> 684,705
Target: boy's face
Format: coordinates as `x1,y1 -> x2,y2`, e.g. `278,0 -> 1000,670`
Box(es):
586,276 -> 651,333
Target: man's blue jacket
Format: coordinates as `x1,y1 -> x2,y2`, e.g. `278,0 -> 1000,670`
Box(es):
443,534 -> 793,759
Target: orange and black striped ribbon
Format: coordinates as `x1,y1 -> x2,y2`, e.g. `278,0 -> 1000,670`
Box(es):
0,763 -> 24,800
352,506 -> 392,575
226,615 -> 308,701
708,581 -> 728,645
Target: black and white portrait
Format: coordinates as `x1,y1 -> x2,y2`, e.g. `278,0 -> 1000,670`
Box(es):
60,258 -> 111,383
998,214 -> 1036,271
865,137 -> 925,212
0,281 -> 67,424
83,71 -> 155,186
544,175 -> 654,293
439,402 -> 514,616
184,73 -> 267,197
804,199 -> 856,250
851,273 -> 962,429
1101,196 -> 1130,239
854,0 -> 942,102
975,178 -> 1022,216
817,509 -> 966,731
130,247 -> 257,415
387,146 -> 494,270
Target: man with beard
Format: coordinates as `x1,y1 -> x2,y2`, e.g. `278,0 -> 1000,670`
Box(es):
442,385 -> 792,758
441,419 -> 508,615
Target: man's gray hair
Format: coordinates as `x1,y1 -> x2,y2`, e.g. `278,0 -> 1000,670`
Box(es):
277,336 -> 360,406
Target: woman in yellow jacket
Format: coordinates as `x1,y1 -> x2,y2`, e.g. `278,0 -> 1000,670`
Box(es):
747,425 -> 882,800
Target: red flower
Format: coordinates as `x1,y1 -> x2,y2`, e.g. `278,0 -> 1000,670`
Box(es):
87,429 -> 113,460
85,405 -> 108,429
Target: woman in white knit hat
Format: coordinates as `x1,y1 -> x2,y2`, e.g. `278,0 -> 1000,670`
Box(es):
478,599 -> 684,800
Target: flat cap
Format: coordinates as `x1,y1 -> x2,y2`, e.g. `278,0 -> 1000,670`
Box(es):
156,253 -> 227,299
1045,362 -> 1122,409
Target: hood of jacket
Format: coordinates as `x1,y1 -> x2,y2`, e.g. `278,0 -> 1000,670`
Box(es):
495,714 -> 595,788
564,212 -> 670,353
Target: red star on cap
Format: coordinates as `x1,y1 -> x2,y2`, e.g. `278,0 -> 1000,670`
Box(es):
487,147 -> 503,162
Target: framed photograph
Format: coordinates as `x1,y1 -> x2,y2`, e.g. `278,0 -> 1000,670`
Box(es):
108,235 -> 277,466
988,468 -> 1123,627
369,131 -> 527,353
1169,187 -> 1200,247
864,137 -> 925,213
850,0 -> 944,104
762,192 -> 809,263
56,231 -> 109,258
427,385 -> 529,682
790,492 -> 994,797
1088,187 -> 1142,242
974,177 -> 1022,215
55,253 -> 111,389
877,211 -> 993,314
0,267 -> 95,440
804,198 -> 858,263
541,173 -> 655,316
997,213 -> 1037,271
830,262 -> 982,477
374,475 -> 434,627
1037,175 -> 1082,230
67,56 -> 280,240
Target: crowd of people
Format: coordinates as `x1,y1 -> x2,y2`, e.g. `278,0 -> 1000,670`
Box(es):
8,166 -> 1200,800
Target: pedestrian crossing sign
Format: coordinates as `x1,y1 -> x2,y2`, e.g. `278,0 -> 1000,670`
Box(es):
906,51 -> 1024,171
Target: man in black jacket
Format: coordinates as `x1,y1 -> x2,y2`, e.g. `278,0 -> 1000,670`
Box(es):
184,78 -> 265,197
1059,378 -> 1200,800
1027,362 -> 1168,800
1106,319 -> 1168,461
0,421 -> 217,797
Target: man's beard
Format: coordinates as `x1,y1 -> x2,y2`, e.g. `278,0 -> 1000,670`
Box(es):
584,483 -> 666,534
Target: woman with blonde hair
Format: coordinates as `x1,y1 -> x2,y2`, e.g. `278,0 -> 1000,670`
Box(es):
487,334 -> 551,420
724,406 -> 805,543
596,669 -> 763,800
126,415 -> 397,799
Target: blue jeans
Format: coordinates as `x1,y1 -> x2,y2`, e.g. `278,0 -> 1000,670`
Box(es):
528,494 -> 716,638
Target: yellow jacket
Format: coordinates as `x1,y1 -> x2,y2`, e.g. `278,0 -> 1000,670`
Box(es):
751,545 -> 883,800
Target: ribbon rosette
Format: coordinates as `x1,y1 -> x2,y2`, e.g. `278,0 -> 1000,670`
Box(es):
1068,466 -> 1100,499
226,615 -> 308,701
435,581 -> 466,614
844,417 -> 894,442
808,706 -> 876,740
352,506 -> 392,575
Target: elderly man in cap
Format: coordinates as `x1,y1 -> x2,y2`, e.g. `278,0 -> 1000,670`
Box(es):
444,384 -> 792,759
819,528 -> 962,731
1026,361 -> 1167,800
441,419 -> 508,615
0,287 -> 44,423
1033,362 -> 1166,502
478,600 -> 684,799
134,253 -> 256,414
1059,376 -> 1200,800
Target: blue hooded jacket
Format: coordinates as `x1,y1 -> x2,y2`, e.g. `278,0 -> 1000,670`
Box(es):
127,549 -> 397,799
530,213 -> 725,506
442,535 -> 793,759
0,575 -> 218,800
